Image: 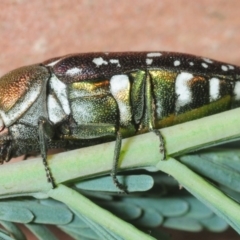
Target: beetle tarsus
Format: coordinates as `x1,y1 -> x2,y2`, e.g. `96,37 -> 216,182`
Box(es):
42,156 -> 55,188
111,172 -> 128,194
111,131 -> 128,193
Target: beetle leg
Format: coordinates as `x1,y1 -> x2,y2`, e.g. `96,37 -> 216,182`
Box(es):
38,117 -> 55,188
61,123 -> 127,192
144,72 -> 166,160
152,129 -> 166,160
0,128 -> 13,163
110,131 -> 128,193
0,138 -> 12,164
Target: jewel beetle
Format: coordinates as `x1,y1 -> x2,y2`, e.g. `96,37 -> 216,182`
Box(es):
0,52 -> 239,191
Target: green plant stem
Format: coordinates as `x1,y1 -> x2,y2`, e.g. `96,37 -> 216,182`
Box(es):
48,184 -> 156,240
0,108 -> 239,197
156,157 -> 240,233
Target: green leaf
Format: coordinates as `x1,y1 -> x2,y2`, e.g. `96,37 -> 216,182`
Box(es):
74,212 -> 124,240
97,202 -> 142,221
0,200 -> 72,225
48,184 -> 156,240
179,149 -> 240,192
0,202 -> 33,223
75,174 -> 154,192
156,157 -> 240,233
181,196 -> 213,219
25,223 -> 57,240
163,217 -> 202,231
123,198 -> 189,217
58,225 -> 88,240
132,208 -> 163,228
0,221 -> 26,240
200,215 -> 228,232
0,231 -> 15,240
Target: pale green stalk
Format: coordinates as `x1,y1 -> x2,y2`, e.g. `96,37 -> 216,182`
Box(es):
156,157 -> 240,233
0,108 -> 239,239
0,108 -> 238,197
49,184 -> 156,240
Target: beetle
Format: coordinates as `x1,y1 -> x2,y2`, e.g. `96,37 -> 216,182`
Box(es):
0,52 -> 239,191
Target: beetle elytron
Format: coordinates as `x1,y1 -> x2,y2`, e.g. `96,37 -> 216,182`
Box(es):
0,52 -> 239,191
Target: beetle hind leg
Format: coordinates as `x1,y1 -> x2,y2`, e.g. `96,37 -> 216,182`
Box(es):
111,131 -> 128,193
152,129 -> 166,160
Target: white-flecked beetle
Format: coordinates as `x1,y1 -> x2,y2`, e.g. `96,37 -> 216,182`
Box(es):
0,52 -> 239,191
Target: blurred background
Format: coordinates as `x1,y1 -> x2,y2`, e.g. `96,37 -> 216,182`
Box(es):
1,0 -> 240,75
0,0 -> 240,239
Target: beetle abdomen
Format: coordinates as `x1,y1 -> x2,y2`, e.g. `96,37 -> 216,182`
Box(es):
44,52 -> 240,134
149,70 -> 238,128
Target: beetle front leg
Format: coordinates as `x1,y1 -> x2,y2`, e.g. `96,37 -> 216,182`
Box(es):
0,136 -> 13,164
38,117 -> 56,188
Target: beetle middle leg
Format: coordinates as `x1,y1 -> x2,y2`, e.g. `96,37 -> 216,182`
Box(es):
62,123 -> 127,193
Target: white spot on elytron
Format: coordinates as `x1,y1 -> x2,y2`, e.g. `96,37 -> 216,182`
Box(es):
110,75 -> 131,125
146,58 -> 153,65
234,81 -> 240,100
105,52 -> 109,55
147,52 -> 162,57
66,67 -> 82,76
175,72 -> 193,111
201,63 -> 208,68
109,59 -> 121,67
174,60 -> 180,66
49,75 -> 71,115
221,65 -> 228,71
228,65 -> 235,70
202,58 -> 213,64
46,58 -> 62,67
209,78 -> 220,101
189,62 -> 194,66
110,75 -> 129,93
92,57 -> 108,67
